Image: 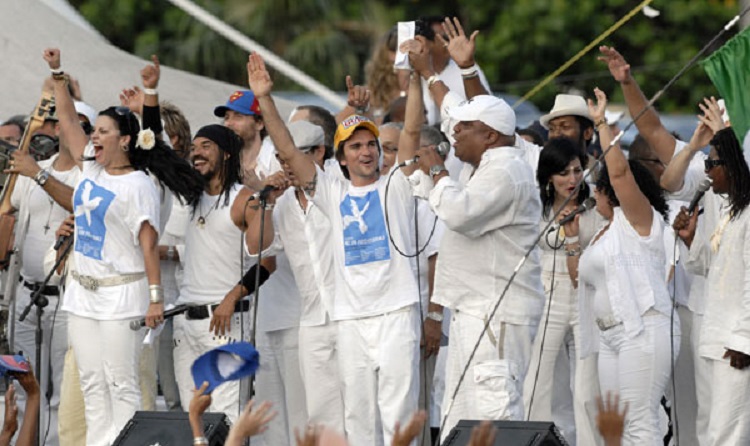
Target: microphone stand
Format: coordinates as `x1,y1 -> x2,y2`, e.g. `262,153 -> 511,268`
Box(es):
17,238 -> 72,446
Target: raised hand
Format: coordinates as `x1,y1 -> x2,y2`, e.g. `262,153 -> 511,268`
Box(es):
141,55 -> 161,90
119,86 -> 145,115
686,121 -> 713,153
598,46 -> 631,83
587,87 -> 608,123
189,381 -> 212,418
43,48 -> 61,70
247,53 -> 274,98
697,96 -> 726,134
346,76 -> 371,113
391,410 -> 426,446
596,392 -> 627,445
439,17 -> 479,69
1,384 -> 18,441
230,400 -> 277,439
401,38 -> 433,78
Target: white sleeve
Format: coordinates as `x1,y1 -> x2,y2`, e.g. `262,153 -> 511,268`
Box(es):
127,177 -> 161,245
726,219 -> 750,355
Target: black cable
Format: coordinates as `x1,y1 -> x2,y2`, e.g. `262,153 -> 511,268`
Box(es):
384,167 -> 438,258
525,220 -> 561,421
437,8 -> 750,438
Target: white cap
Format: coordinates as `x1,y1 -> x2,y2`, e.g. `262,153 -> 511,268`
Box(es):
74,101 -> 97,125
447,95 -> 515,135
287,120 -> 325,151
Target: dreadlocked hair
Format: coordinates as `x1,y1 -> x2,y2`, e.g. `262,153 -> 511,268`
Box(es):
595,159 -> 669,221
712,128 -> 750,219
98,106 -> 204,208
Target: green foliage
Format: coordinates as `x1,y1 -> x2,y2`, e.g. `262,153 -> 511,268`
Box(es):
69,0 -> 739,112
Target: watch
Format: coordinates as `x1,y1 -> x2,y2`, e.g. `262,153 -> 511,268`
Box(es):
34,169 -> 50,186
429,164 -> 447,178
426,311 -> 444,323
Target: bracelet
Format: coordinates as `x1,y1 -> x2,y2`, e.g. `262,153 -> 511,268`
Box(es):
566,247 -> 582,257
459,63 -> 478,76
594,118 -> 607,129
52,72 -> 67,81
193,437 -> 209,445
426,311 -> 444,323
461,71 -> 479,79
50,67 -> 63,75
149,284 -> 163,304
264,202 -> 275,211
143,88 -> 158,96
166,245 -> 175,261
426,74 -> 440,88
565,235 -> 579,244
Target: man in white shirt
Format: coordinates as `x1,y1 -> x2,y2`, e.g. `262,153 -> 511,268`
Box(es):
402,95 -> 545,439
248,52 -> 421,445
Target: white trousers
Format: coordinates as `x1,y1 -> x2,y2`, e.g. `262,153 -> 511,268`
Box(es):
441,310 -> 536,442
68,314 -> 144,446
13,285 -> 67,446
299,321 -> 344,433
705,355 -> 750,445
252,326 -> 308,446
522,287 -> 600,446
337,304 -> 420,446
691,313 -> 711,446
598,313 -> 679,446
173,311 -> 249,423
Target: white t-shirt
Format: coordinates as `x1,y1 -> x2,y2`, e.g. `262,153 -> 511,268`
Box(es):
311,165 -> 419,320
62,144 -> 161,320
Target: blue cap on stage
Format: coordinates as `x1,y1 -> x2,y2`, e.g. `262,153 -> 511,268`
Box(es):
191,342 -> 260,393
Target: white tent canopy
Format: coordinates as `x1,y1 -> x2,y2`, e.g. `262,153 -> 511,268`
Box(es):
0,0 -> 297,129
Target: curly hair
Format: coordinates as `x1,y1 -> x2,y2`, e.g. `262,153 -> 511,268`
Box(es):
595,159 -> 669,221
98,106 -> 204,207
712,128 -> 750,218
365,27 -> 402,113
160,101 -> 191,158
537,138 -> 589,215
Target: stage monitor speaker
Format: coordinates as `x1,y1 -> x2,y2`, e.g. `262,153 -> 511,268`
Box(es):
441,420 -> 568,446
113,410 -> 230,446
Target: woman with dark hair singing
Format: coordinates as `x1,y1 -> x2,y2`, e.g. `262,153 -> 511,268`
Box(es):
675,126 -> 750,444
566,88 -> 676,446
43,48 -> 202,445
523,137 -> 604,445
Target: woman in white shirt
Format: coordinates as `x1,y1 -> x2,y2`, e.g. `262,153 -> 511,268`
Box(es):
44,48 -> 203,446
565,88 -> 676,446
524,137 -> 604,445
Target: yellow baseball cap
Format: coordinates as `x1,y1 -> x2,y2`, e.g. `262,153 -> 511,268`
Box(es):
334,115 -> 380,151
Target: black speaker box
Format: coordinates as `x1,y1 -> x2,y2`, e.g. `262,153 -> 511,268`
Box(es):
441,420 -> 568,446
113,411 -> 230,446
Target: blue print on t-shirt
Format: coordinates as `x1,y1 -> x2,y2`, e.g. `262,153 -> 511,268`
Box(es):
73,179 -> 115,260
340,189 -> 391,266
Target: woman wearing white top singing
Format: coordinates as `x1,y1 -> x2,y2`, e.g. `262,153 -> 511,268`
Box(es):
565,88 -> 677,446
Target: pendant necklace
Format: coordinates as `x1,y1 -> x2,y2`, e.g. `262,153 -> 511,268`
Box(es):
197,195 -> 221,228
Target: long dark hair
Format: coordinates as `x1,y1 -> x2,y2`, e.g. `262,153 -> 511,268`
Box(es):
98,107 -> 204,207
537,138 -> 589,216
712,128 -> 750,218
595,159 -> 669,221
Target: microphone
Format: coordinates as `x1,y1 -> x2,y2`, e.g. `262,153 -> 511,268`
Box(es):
397,156 -> 419,168
130,304 -> 189,330
687,177 -> 712,214
247,184 -> 276,202
558,197 -> 597,226
54,234 -> 70,251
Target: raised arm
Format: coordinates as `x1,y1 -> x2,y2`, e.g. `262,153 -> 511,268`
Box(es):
335,76 -> 372,124
599,46 -> 675,163
396,73 -> 424,176
440,17 -> 488,99
246,53 -> 318,194
404,38 -> 450,110
590,88 -> 653,235
43,49 -> 88,168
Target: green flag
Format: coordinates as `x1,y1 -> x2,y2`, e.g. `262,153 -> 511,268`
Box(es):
701,26 -> 750,143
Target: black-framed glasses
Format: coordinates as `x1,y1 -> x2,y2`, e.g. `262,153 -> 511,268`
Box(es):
113,106 -> 134,136
704,158 -> 726,171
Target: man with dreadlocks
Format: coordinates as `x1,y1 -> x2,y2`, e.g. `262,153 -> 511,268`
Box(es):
172,124 -> 285,421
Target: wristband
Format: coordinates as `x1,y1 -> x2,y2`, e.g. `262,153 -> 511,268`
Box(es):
193,437 -> 209,445
166,245 -> 175,261
239,264 -> 271,295
426,311 -> 444,323
149,284 -> 163,304
426,74 -> 440,89
143,88 -> 158,96
50,67 -> 64,75
459,64 -> 478,76
564,235 -> 579,244
594,118 -> 607,129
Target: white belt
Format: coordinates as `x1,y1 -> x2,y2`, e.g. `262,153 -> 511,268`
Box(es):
71,271 -> 145,291
596,315 -> 622,331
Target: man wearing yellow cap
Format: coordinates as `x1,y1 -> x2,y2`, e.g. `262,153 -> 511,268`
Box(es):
248,53 -> 421,445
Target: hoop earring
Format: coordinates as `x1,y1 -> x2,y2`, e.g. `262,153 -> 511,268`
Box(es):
121,144 -> 129,152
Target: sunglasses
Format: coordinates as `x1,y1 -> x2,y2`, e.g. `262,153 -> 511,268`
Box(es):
704,158 -> 726,171
113,106 -> 134,136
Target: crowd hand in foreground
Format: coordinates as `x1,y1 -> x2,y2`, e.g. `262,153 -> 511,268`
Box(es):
225,400 -> 276,446
597,392 -> 627,446
0,367 -> 40,446
391,410 -> 427,446
189,381 -> 212,440
0,384 -> 18,446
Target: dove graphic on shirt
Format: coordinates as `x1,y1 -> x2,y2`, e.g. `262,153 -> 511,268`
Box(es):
74,181 -> 103,226
342,198 -> 370,234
